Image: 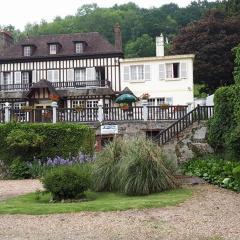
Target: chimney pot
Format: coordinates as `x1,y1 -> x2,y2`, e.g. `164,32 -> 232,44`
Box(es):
0,30 -> 14,53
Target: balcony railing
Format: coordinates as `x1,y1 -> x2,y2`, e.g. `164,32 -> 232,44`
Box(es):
0,80 -> 111,91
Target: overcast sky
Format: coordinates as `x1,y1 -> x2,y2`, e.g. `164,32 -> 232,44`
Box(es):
1,0 -> 198,30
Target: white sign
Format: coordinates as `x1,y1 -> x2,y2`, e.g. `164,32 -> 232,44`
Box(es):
101,125 -> 118,135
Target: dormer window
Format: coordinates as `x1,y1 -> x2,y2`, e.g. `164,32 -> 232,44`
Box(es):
23,46 -> 31,57
49,44 -> 57,55
75,42 -> 84,54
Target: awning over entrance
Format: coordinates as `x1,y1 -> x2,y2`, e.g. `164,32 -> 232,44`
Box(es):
25,79 -> 61,100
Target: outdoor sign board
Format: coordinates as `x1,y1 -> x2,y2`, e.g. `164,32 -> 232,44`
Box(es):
101,125 -> 118,135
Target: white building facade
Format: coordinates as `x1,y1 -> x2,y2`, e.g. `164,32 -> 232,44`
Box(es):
120,35 -> 195,106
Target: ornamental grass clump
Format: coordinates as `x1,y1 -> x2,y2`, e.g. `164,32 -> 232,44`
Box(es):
93,137 -> 178,196
119,138 -> 178,195
93,137 -> 125,192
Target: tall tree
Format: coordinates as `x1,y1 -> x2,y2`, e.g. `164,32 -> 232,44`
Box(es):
171,9 -> 240,94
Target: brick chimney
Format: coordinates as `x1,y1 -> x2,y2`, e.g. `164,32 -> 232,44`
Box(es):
114,23 -> 122,52
0,31 -> 14,53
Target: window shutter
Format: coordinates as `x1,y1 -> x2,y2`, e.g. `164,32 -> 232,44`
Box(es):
14,72 -> 21,84
123,66 -> 130,81
159,64 -> 165,80
47,70 -> 53,82
144,65 -> 151,81
67,69 -> 74,82
9,72 -> 13,85
32,70 -> 36,83
86,67 -> 96,81
181,62 -> 187,79
53,70 -> 59,82
0,72 -> 3,85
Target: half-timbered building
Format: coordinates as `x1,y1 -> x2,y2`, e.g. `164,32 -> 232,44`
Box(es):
0,24 -> 123,111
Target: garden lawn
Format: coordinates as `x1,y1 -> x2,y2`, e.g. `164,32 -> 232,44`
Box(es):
0,188 -> 191,215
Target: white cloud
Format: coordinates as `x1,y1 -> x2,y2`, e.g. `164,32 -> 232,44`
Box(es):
0,0 -> 195,30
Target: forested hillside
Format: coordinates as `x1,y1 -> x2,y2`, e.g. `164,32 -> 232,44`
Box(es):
1,1 -> 224,57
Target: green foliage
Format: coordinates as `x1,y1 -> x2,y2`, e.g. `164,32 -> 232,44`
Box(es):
125,34 -> 155,58
233,45 -> 240,85
0,123 -> 95,164
6,129 -> 45,161
5,1 -> 223,58
208,83 -> 240,157
171,9 -> 240,94
42,165 -> 91,201
9,159 -> 31,179
183,157 -> 240,192
93,138 -> 178,196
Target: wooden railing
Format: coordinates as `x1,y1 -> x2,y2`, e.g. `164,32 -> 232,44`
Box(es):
0,80 -> 111,91
9,109 -> 53,123
154,105 -> 214,145
103,106 -> 143,121
148,105 -> 187,120
57,108 -> 98,122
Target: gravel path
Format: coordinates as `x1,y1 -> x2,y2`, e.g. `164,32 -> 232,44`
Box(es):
0,181 -> 240,240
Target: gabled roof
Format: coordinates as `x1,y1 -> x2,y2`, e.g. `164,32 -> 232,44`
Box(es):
0,32 -> 122,61
26,79 -> 60,98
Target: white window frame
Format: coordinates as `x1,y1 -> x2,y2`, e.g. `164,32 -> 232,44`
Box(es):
165,63 -> 180,80
23,46 -> 31,57
21,72 -> 29,85
3,72 -> 11,85
75,68 -> 86,82
47,70 -> 59,82
75,43 -> 84,54
49,44 -> 57,55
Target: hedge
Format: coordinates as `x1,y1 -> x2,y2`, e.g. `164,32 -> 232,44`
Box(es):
0,123 -> 95,163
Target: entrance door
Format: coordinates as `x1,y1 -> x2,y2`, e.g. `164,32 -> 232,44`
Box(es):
34,104 -> 52,122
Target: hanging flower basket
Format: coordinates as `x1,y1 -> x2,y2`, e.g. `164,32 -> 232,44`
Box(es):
120,103 -> 129,110
49,94 -> 60,101
140,93 -> 150,100
75,105 -> 85,112
160,103 -> 169,110
21,106 -> 33,112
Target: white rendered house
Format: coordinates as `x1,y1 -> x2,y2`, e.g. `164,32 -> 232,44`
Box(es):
120,34 -> 195,106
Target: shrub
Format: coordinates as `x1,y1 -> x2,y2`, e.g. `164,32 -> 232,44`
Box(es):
0,123 -> 95,165
42,164 -> 92,201
183,157 -> 240,192
9,159 -> 31,179
93,137 -> 178,196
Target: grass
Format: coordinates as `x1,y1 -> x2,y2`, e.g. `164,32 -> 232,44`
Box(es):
0,188 -> 192,215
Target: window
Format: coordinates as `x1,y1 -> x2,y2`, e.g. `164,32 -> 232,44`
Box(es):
72,100 -> 85,108
3,72 -> 11,85
47,70 -> 59,82
23,46 -> 31,56
49,44 -> 57,55
148,98 -> 171,106
75,43 -> 84,54
166,63 -> 180,79
124,65 -> 151,81
75,69 -> 86,81
14,102 -> 26,110
130,65 -> 144,80
21,72 -> 29,85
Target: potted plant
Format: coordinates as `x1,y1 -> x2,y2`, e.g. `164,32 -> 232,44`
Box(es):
21,106 -> 33,112
141,93 -> 150,100
160,103 -> 169,110
49,94 -> 60,101
75,104 -> 85,112
120,103 -> 129,110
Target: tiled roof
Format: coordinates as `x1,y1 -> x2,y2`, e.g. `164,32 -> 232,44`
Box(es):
0,32 -> 122,60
